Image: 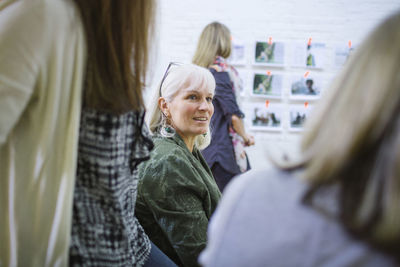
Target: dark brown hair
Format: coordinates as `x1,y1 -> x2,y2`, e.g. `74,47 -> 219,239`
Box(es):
73,0 -> 155,113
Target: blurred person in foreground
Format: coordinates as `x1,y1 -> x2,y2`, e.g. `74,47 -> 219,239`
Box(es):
200,10 -> 400,267
0,0 -> 86,265
1,0 -> 175,266
193,22 -> 255,192
136,63 -> 221,267
68,1 -> 175,266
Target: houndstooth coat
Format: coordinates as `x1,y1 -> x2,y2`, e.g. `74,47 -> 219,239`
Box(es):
69,109 -> 153,266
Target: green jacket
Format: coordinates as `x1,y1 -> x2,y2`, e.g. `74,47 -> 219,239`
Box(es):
136,134 -> 221,267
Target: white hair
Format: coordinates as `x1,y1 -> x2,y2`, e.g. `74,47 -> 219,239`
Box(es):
147,63 -> 216,149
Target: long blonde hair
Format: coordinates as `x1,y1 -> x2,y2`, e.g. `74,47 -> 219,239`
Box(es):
73,0 -> 155,113
148,64 -> 216,150
291,10 -> 400,257
192,22 -> 231,68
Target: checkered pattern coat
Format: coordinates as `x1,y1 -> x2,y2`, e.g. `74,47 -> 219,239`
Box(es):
70,109 -> 153,266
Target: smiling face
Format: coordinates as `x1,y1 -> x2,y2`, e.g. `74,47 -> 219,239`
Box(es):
157,64 -> 216,150
160,85 -> 214,149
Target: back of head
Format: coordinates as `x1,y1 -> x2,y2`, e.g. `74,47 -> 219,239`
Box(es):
73,0 -> 155,113
148,63 -> 216,149
300,10 -> 400,257
192,22 -> 231,68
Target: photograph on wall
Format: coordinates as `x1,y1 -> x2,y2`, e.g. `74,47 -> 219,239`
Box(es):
334,42 -> 356,68
289,105 -> 313,132
250,104 -> 283,131
289,73 -> 323,100
254,41 -> 285,66
228,39 -> 246,66
291,41 -> 326,69
234,69 -> 249,97
251,72 -> 283,98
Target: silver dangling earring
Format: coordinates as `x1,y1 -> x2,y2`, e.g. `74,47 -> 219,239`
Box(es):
160,113 -> 175,137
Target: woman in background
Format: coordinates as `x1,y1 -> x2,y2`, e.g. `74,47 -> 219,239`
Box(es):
136,63 -> 221,267
193,21 -> 255,192
200,11 -> 400,267
69,1 -> 175,266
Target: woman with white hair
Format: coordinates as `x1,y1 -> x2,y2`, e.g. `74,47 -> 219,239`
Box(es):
136,63 -> 221,267
200,10 -> 400,267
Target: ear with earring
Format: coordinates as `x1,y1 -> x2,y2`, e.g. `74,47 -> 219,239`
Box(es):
160,111 -> 175,137
159,98 -> 175,137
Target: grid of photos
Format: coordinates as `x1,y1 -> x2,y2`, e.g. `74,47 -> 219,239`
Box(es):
290,73 -> 322,100
292,42 -> 326,69
232,37 -> 351,135
250,104 -> 283,131
288,105 -> 313,132
252,72 -> 283,98
254,41 -> 285,66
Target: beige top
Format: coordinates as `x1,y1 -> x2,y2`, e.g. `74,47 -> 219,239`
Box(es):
0,0 -> 86,266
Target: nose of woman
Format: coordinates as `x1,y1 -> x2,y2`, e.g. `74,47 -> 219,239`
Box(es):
198,97 -> 211,111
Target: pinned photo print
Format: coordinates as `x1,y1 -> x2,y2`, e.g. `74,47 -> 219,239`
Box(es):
289,104 -> 313,132
234,69 -> 249,97
334,41 -> 356,68
229,39 -> 246,66
254,41 -> 285,66
252,73 -> 283,98
290,73 -> 322,100
250,103 -> 282,131
292,40 -> 326,69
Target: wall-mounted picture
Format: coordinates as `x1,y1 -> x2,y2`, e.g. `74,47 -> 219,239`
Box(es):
289,105 -> 313,132
334,42 -> 356,68
229,39 -> 246,66
290,74 -> 322,100
254,41 -> 285,66
252,73 -> 283,98
250,104 -> 283,131
291,42 -> 326,69
233,69 -> 249,97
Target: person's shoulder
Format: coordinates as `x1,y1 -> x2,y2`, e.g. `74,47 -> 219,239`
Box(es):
138,138 -> 198,194
0,0 -> 82,56
217,168 -> 294,210
139,137 -> 188,176
5,0 -> 82,41
209,66 -> 230,82
199,168 -> 307,266
152,136 -> 187,158
43,0 -> 82,27
225,167 -> 302,197
6,0 -> 75,20
217,167 -> 307,224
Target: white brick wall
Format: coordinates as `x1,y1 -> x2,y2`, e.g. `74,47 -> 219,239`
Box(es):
146,0 -> 400,170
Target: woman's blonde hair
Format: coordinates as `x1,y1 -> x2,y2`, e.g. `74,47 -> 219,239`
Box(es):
192,22 -> 231,68
73,0 -> 155,113
148,64 -> 216,150
292,10 -> 400,257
